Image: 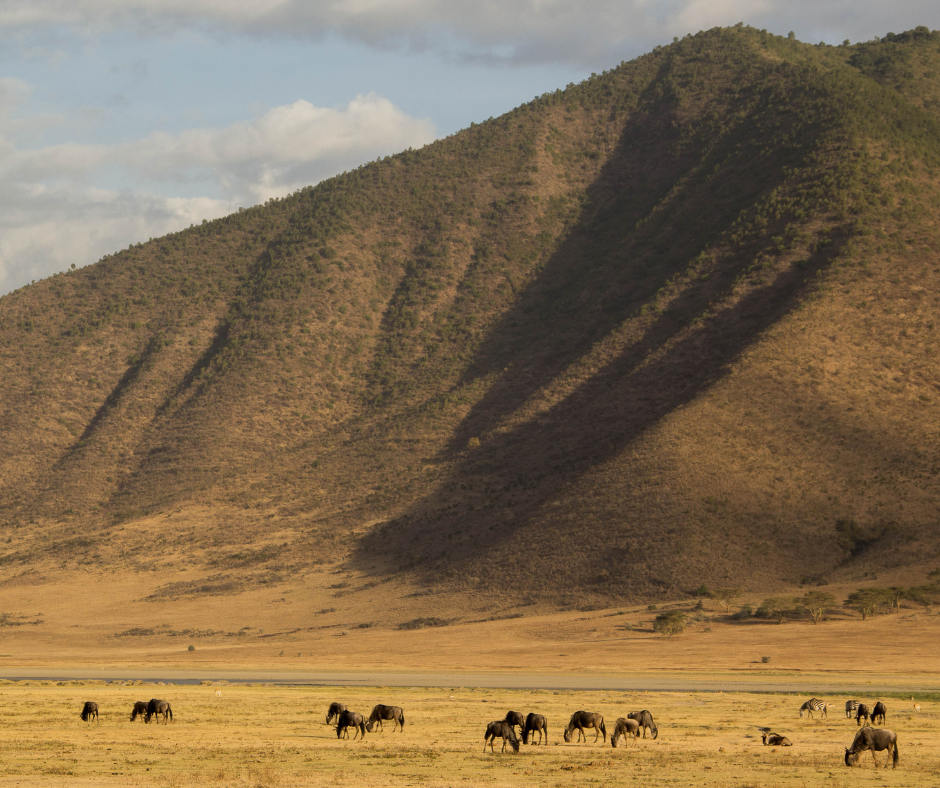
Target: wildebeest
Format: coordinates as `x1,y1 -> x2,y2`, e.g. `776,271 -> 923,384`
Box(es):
483,720 -> 519,753
563,711 -> 606,744
522,713 -> 548,745
129,701 -> 149,721
799,698 -> 827,718
628,709 -> 658,739
762,732 -> 793,746
80,701 -> 98,723
365,704 -> 405,732
855,703 -> 871,726
144,698 -> 173,724
335,709 -> 366,740
326,702 -> 347,724
845,727 -> 899,768
610,717 -> 640,747
503,710 -> 525,735
845,700 -> 859,718
871,701 -> 887,725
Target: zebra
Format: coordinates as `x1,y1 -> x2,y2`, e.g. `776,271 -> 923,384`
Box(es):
845,700 -> 860,718
799,698 -> 827,718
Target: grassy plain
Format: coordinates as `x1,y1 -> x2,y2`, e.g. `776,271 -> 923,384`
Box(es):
0,681 -> 936,788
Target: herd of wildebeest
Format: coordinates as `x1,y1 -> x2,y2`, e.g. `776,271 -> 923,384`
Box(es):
76,694 -> 910,768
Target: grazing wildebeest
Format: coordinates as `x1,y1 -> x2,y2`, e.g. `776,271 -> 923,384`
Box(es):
335,709 -> 366,740
871,701 -> 887,725
845,700 -> 859,718
326,702 -> 347,724
799,698 -> 827,718
129,701 -> 149,721
483,720 -> 519,753
365,704 -> 405,732
845,727 -> 898,768
522,713 -> 548,745
855,703 -> 871,726
610,718 -> 640,747
144,698 -> 173,724
80,701 -> 98,723
503,710 -> 525,735
628,709 -> 659,739
762,732 -> 793,746
563,711 -> 606,744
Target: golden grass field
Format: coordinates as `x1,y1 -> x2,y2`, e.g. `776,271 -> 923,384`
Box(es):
0,680 -> 936,788
2,575 -> 938,785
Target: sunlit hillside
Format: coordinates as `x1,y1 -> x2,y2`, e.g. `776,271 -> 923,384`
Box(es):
1,26 -> 940,628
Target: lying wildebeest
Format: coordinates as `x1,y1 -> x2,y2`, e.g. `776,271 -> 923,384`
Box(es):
628,709 -> 658,739
483,720 -> 519,753
504,710 -> 525,735
335,709 -> 366,740
871,701 -> 887,725
856,703 -> 871,726
522,713 -> 548,745
845,727 -> 898,768
610,717 -> 640,747
145,698 -> 173,724
129,701 -> 149,721
80,701 -> 98,723
326,702 -> 347,724
563,711 -> 606,744
365,704 -> 405,732
799,698 -> 827,718
762,732 -> 793,746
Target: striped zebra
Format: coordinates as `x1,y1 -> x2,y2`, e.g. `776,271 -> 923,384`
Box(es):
845,700 -> 860,718
799,698 -> 828,718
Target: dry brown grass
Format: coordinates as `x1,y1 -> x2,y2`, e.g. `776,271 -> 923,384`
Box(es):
0,680 -> 937,787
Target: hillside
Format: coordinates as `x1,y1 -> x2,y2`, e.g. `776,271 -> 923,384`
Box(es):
1,25 -> 940,633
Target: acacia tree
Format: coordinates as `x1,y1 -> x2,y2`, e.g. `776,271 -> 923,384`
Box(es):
712,587 -> 743,612
757,596 -> 801,624
653,610 -> 687,638
800,591 -> 836,624
844,588 -> 890,619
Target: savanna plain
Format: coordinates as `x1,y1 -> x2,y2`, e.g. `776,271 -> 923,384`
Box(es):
1,681 -> 935,788
1,607 -> 938,787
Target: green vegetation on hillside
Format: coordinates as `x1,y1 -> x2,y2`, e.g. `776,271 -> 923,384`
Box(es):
2,26 -> 940,607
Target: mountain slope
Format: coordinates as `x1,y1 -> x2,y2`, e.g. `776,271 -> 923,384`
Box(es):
2,26 -> 940,620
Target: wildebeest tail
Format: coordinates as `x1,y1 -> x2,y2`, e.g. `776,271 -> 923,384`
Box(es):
600,721 -> 607,743
168,705 -> 173,721
400,711 -> 404,728
893,740 -> 899,768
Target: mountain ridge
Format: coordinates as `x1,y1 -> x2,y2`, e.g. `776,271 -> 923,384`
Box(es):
2,25 -> 940,624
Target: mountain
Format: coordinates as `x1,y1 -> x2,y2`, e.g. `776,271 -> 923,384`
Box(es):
2,26 -> 940,625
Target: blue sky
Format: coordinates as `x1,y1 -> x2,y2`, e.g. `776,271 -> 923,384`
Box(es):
1,1 -> 939,295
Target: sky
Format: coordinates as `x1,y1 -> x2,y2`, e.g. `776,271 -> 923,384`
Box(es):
2,2 -> 939,295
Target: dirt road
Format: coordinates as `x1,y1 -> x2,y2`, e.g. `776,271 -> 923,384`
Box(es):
1,667 -> 937,693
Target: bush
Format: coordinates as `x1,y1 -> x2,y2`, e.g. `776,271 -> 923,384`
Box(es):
187,644 -> 195,652
653,610 -> 687,638
761,655 -> 770,663
731,604 -> 753,620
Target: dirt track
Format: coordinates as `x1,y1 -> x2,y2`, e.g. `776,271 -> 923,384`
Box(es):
2,667 -> 938,694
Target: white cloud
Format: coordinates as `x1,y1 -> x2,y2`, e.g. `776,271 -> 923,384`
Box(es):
0,0 -> 938,63
0,92 -> 435,294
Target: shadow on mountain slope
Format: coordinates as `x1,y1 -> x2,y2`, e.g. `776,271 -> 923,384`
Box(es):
352,65 -> 854,591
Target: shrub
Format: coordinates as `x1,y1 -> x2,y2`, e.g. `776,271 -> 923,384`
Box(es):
761,655 -> 770,663
653,610 -> 687,638
731,604 -> 753,620
187,644 -> 195,652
